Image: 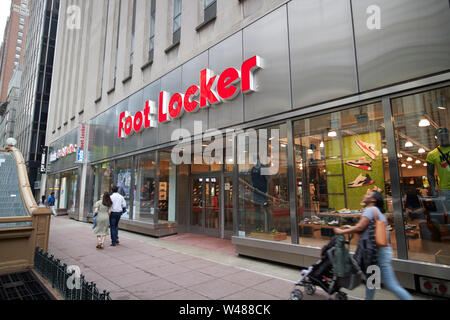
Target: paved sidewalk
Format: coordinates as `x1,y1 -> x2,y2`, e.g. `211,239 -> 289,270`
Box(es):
47,216 -> 429,300
47,216 -> 331,300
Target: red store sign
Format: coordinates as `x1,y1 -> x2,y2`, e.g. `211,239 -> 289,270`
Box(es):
118,56 -> 262,138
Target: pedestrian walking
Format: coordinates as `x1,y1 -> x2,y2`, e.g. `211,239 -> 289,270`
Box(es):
93,192 -> 112,249
38,195 -> 47,207
334,190 -> 413,300
109,186 -> 126,246
47,192 -> 56,216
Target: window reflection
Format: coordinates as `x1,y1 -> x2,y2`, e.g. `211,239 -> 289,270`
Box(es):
392,86 -> 450,265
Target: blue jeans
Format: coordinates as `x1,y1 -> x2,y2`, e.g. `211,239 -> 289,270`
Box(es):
109,212 -> 122,245
365,246 -> 413,300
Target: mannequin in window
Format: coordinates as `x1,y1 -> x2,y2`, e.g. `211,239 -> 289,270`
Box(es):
427,128 -> 450,222
251,157 -> 272,232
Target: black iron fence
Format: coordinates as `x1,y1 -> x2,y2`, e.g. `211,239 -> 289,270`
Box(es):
34,247 -> 112,300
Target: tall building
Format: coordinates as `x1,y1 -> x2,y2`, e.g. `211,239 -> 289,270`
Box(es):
14,0 -> 59,196
0,69 -> 21,146
0,0 -> 30,102
46,0 -> 450,293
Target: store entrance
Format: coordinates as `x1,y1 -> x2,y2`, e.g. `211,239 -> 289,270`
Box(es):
190,173 -> 222,238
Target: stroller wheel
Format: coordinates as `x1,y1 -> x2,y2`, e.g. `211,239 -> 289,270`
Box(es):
290,289 -> 303,300
336,292 -> 348,300
305,284 -> 316,295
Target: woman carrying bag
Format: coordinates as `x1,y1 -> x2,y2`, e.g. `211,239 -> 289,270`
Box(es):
335,191 -> 413,300
93,192 -> 112,249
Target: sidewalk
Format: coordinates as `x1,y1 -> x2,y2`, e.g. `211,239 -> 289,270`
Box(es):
47,216 -> 428,300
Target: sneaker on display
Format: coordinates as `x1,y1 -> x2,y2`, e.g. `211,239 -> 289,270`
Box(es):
346,158 -> 373,171
348,174 -> 374,188
355,140 -> 380,160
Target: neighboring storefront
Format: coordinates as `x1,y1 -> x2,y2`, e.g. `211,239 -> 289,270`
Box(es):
45,0 -> 450,293
45,128 -> 81,218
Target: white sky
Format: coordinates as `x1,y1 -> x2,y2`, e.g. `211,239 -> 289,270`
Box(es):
0,0 -> 12,44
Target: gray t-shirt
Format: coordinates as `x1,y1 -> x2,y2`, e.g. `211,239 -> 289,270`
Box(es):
361,206 -> 390,245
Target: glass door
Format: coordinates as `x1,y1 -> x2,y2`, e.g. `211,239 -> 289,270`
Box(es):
204,175 -> 220,237
191,176 -> 203,229
224,174 -> 234,238
190,174 -> 221,237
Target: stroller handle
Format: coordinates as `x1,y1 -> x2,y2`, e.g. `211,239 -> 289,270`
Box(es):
345,234 -> 354,244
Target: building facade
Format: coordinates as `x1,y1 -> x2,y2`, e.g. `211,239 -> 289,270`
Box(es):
46,0 -> 450,295
0,70 -> 21,146
0,0 -> 29,102
15,0 -> 59,196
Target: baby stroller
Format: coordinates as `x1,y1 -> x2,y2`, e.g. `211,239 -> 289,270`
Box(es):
290,235 -> 363,300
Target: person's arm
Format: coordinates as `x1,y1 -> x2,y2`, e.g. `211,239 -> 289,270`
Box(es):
334,216 -> 370,235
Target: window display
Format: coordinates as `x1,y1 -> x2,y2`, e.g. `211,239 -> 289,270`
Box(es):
159,149 -> 176,223
134,152 -> 157,223
392,87 -> 450,265
238,124 -> 290,242
115,158 -> 132,219
293,103 -> 394,252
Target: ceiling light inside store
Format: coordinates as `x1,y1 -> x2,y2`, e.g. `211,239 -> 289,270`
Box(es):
320,141 -> 324,148
328,131 -> 337,137
408,165 -> 413,169
423,163 -> 428,167
418,148 -> 426,154
405,141 -> 413,148
415,160 -> 421,164
401,164 -> 406,168
382,148 -> 388,154
418,118 -> 431,127
407,157 -> 413,162
308,149 -> 313,154
398,153 -> 403,158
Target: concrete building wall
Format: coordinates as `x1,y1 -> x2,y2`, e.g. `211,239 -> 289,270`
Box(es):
47,0 -> 289,145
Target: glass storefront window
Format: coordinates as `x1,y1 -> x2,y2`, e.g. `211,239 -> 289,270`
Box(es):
115,158 -> 133,219
392,86 -> 450,266
293,103 -> 393,253
237,124 -> 290,243
134,151 -> 157,223
91,162 -> 114,210
159,149 -> 176,223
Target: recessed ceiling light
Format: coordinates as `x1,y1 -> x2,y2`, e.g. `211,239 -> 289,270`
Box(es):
405,141 -> 413,148
418,148 -> 425,154
407,165 -> 413,169
407,157 -> 413,162
423,163 -> 428,167
382,148 -> 388,154
415,160 -> 421,164
398,153 -> 403,158
328,131 -> 337,137
418,118 -> 430,127
320,141 -> 324,148
401,164 -> 406,168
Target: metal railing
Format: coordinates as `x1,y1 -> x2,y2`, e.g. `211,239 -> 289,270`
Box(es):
34,247 -> 112,300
